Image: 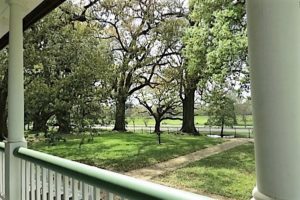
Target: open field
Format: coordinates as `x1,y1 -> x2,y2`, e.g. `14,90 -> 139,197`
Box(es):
127,115 -> 253,127
155,143 -> 255,200
29,132 -> 223,172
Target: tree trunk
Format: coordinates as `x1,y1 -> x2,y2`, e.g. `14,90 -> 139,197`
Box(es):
220,118 -> 224,138
154,118 -> 161,133
157,132 -> 161,144
32,116 -> 49,133
57,111 -> 71,134
155,118 -> 161,144
113,96 -> 127,132
181,88 -> 199,135
32,111 -> 54,133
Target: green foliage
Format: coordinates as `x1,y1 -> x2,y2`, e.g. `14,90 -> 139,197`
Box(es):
24,4 -> 114,132
206,90 -> 237,128
184,0 -> 248,92
156,143 -> 255,200
0,50 -> 8,78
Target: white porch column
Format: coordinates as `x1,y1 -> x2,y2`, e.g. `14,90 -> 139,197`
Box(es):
7,0 -> 25,143
5,0 -> 27,200
248,1 -> 300,200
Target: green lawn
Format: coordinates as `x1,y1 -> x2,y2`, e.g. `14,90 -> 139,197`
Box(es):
127,115 -> 253,126
29,132 -> 223,172
155,143 -> 255,200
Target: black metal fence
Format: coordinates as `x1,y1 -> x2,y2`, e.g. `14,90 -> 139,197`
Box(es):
98,125 -> 254,138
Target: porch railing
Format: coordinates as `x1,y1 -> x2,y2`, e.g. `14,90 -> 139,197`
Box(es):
0,143 -> 5,200
0,142 -> 212,200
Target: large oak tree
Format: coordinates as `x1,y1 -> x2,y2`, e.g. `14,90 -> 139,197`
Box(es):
76,0 -> 187,131
181,0 -> 247,134
24,3 -> 113,133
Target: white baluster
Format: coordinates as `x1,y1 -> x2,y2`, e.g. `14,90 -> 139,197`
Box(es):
36,166 -> 41,200
21,160 -> 25,200
48,170 -> 54,200
83,183 -> 89,200
30,163 -> 36,200
63,176 -> 69,200
25,161 -> 30,200
72,179 -> 78,200
42,168 -> 47,200
2,154 -> 4,198
89,186 -> 94,200
0,153 -> 2,196
0,153 -> 1,198
93,187 -> 100,200
56,173 -> 62,200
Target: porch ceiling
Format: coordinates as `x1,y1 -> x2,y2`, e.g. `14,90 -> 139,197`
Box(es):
0,0 -> 65,50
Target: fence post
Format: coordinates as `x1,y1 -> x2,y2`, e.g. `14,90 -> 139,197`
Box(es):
248,128 -> 251,138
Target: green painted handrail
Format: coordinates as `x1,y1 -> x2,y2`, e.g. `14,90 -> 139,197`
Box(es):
0,142 -> 4,151
15,147 -> 212,200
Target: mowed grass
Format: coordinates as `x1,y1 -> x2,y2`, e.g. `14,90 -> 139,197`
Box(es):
155,143 -> 255,200
29,132 -> 223,172
127,115 -> 253,126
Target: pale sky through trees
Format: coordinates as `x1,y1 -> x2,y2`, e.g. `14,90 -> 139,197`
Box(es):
72,0 -> 188,8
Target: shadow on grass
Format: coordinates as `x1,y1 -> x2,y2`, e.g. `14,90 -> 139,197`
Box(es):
29,132 -> 223,172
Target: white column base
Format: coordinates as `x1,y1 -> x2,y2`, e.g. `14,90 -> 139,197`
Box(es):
5,141 -> 27,200
252,187 -> 274,200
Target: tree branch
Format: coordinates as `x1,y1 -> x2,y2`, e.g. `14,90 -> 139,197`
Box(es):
136,96 -> 155,117
161,117 -> 182,121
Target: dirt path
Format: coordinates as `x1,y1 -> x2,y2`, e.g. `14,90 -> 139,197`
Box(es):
125,138 -> 253,180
